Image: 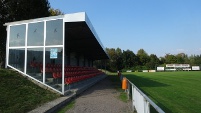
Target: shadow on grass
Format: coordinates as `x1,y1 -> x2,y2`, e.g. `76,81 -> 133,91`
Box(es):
109,73 -> 172,113
126,74 -> 173,113
125,74 -> 169,87
107,73 -> 169,92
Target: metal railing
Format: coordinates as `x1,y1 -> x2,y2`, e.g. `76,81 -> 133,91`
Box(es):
125,77 -> 165,113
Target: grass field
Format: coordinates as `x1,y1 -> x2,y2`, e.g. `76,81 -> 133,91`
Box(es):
121,71 -> 201,113
0,69 -> 60,113
2,68 -> 200,113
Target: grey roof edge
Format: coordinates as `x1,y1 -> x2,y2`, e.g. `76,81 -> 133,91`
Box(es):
63,12 -> 86,22
4,12 -> 86,26
4,15 -> 65,26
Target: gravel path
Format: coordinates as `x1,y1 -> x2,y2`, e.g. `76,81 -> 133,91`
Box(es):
66,77 -> 133,113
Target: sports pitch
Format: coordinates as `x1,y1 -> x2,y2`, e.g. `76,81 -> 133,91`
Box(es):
123,71 -> 201,113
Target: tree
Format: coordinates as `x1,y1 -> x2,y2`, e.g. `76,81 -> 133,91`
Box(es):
159,57 -> 166,65
1,0 -> 50,21
105,48 -> 117,71
104,48 -> 124,71
49,8 -> 64,16
189,54 -> 201,66
137,49 -> 150,66
0,0 -> 51,67
122,49 -> 138,69
175,53 -> 186,64
146,54 -> 160,69
115,48 -> 123,70
165,54 -> 177,64
100,47 -> 201,72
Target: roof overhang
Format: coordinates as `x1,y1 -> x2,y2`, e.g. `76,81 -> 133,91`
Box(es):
4,12 -> 109,60
64,12 -> 109,60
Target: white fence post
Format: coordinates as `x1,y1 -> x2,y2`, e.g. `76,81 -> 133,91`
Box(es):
126,78 -> 165,113
144,99 -> 150,113
127,81 -> 130,100
132,85 -> 135,111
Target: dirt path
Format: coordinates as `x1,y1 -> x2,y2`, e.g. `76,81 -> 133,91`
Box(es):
66,77 -> 133,113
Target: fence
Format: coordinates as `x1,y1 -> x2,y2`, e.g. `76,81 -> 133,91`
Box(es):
124,77 -> 165,113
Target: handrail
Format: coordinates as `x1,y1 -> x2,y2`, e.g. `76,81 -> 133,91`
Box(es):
126,78 -> 165,113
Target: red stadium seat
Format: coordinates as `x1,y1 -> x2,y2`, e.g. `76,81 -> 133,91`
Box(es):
53,72 -> 58,79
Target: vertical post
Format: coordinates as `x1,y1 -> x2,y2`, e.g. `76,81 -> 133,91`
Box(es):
127,80 -> 130,100
145,101 -> 150,113
24,23 -> 28,74
132,85 -> 135,112
43,20 -> 46,83
62,19 -> 65,94
5,26 -> 10,68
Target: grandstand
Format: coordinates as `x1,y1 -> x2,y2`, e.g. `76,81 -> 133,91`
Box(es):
4,12 -> 109,95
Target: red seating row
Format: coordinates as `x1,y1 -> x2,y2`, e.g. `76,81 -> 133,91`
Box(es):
30,62 -> 62,68
40,67 -> 62,73
40,66 -> 100,73
30,62 -> 105,84
30,62 -> 97,69
40,67 -> 101,73
30,61 -> 43,68
52,71 -> 104,79
65,72 -> 103,84
64,70 -> 102,77
53,72 -> 62,79
46,63 -> 62,68
52,71 -> 104,84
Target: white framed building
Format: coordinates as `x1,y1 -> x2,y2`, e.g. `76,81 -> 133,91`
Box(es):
4,12 -> 109,95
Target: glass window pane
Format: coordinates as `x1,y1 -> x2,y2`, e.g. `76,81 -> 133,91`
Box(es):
27,48 -> 43,82
46,19 -> 63,45
45,47 -> 63,92
9,48 -> 25,72
9,24 -> 26,47
27,22 -> 44,46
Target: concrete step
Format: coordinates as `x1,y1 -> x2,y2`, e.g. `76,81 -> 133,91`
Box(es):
52,84 -> 62,91
46,78 -> 54,82
57,84 -> 62,87
36,73 -> 42,76
33,76 -> 42,80
46,81 -> 54,86
64,90 -> 73,96
46,82 -> 62,91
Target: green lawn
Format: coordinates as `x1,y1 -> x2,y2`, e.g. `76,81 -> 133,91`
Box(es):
122,71 -> 201,113
0,69 -> 60,113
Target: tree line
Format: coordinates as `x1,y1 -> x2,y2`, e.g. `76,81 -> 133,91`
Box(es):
0,0 -> 63,68
94,48 -> 201,72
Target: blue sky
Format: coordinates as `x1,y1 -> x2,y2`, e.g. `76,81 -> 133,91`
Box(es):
49,0 -> 201,57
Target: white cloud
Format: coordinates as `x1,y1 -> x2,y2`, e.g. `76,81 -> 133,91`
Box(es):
176,49 -> 189,53
176,49 -> 185,52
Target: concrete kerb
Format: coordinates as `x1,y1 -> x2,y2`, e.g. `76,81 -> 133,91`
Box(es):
28,74 -> 107,113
